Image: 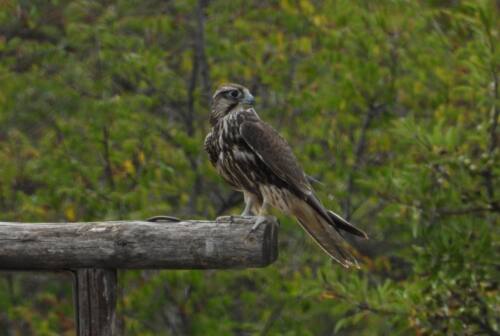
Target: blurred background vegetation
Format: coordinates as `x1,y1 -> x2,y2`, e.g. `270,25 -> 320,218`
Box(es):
0,0 -> 498,335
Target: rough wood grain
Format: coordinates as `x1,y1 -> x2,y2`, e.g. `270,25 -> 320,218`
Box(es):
74,269 -> 117,336
0,218 -> 278,270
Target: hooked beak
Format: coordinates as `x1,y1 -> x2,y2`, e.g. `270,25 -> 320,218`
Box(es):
242,93 -> 255,106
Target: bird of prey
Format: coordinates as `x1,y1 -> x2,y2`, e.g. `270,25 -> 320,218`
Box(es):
204,83 -> 368,267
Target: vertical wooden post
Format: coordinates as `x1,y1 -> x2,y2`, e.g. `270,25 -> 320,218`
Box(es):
74,269 -> 117,336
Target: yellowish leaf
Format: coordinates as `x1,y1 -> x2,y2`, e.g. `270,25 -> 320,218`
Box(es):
300,0 -> 315,14
65,206 -> 76,222
124,159 -> 135,175
138,151 -> 145,164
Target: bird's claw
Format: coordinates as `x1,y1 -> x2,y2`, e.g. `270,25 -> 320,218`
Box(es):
250,215 -> 267,232
245,215 -> 278,241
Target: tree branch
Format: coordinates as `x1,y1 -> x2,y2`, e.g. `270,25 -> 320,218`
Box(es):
101,126 -> 115,190
343,103 -> 384,220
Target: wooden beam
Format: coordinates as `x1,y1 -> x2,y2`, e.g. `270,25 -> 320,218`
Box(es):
74,269 -> 117,336
0,218 -> 278,270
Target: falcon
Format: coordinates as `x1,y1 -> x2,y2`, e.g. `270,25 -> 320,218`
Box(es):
204,83 -> 368,267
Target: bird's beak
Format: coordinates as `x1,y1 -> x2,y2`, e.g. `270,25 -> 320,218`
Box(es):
242,93 -> 255,106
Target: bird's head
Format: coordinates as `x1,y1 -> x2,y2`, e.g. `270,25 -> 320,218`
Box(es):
210,83 -> 255,125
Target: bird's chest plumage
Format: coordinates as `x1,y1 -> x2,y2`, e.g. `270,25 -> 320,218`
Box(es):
204,109 -> 297,214
205,114 -> 264,193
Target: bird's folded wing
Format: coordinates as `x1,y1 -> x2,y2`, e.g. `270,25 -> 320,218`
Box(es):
239,119 -> 311,195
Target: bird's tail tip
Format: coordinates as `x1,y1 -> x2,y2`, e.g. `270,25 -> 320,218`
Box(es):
327,210 -> 369,240
293,205 -> 361,268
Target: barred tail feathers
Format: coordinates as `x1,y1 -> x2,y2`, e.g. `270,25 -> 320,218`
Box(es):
291,200 -> 359,268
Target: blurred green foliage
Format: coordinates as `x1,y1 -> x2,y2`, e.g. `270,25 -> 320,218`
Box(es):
0,0 -> 499,335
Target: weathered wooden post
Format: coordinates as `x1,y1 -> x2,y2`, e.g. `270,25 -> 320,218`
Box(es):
74,269 -> 117,336
0,217 -> 278,335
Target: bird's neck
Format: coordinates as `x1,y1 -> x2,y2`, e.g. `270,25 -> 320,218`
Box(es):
210,103 -> 242,126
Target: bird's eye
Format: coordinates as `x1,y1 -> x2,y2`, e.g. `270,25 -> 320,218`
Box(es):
227,90 -> 241,99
